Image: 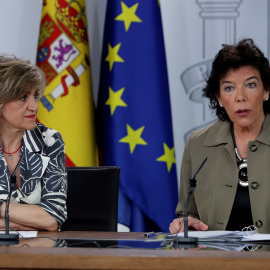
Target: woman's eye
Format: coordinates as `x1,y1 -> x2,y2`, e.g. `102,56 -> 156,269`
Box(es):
224,86 -> 233,92
34,93 -> 40,100
247,82 -> 256,88
19,95 -> 27,101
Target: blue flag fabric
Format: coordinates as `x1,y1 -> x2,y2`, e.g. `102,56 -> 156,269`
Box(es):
97,0 -> 178,232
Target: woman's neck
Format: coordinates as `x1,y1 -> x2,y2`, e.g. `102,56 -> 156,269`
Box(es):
233,113 -> 265,141
0,129 -> 24,152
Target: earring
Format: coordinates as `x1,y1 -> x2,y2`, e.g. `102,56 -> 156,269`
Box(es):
219,104 -> 223,107
265,97 -> 269,101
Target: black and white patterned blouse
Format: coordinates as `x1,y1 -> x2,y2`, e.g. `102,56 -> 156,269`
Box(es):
0,123 -> 67,226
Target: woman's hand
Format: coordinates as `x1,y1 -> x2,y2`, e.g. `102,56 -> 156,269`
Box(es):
169,217 -> 208,234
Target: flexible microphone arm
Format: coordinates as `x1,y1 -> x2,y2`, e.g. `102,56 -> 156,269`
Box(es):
174,156 -> 207,246
0,154 -> 24,244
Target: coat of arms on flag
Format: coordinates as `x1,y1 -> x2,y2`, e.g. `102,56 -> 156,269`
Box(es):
37,0 -> 97,167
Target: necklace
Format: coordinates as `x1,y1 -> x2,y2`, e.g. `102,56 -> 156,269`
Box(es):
2,143 -> 22,160
231,124 -> 248,187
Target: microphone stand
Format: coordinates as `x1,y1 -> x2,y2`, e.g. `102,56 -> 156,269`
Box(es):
173,157 -> 207,248
0,154 -> 24,245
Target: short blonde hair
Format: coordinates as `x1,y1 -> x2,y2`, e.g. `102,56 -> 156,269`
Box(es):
0,54 -> 46,104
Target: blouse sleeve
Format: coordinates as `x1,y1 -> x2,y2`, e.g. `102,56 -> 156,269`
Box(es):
38,131 -> 67,226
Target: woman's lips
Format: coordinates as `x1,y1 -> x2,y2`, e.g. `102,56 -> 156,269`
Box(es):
235,109 -> 250,117
25,114 -> 36,119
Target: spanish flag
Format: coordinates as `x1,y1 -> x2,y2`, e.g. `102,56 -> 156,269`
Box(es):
36,0 -> 97,166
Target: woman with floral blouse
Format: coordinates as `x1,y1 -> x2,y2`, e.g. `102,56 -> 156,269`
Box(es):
0,54 -> 67,231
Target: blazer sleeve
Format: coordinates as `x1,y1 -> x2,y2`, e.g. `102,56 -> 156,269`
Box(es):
38,131 -> 67,226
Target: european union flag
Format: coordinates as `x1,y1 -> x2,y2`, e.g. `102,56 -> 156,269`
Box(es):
97,0 -> 178,232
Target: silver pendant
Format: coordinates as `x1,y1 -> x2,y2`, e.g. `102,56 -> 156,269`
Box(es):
238,160 -> 248,187
9,154 -> 14,160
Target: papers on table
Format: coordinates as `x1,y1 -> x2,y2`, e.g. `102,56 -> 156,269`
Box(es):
0,231 -> 38,238
241,233 -> 270,242
167,230 -> 270,242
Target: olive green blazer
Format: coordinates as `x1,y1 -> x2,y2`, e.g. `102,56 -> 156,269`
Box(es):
176,114 -> 270,233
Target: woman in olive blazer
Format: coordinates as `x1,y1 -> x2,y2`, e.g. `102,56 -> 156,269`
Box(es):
170,38 -> 270,234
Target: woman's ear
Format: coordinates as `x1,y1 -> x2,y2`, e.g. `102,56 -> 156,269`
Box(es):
264,89 -> 269,101
216,95 -> 222,107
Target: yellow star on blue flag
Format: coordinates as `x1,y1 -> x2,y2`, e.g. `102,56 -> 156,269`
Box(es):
105,87 -> 127,115
156,143 -> 176,172
119,124 -> 147,153
115,2 -> 142,31
105,43 -> 124,71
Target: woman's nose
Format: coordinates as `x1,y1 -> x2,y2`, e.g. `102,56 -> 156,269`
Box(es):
28,97 -> 38,111
236,87 -> 246,102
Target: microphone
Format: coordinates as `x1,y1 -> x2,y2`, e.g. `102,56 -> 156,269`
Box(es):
173,156 -> 207,247
0,154 -> 24,244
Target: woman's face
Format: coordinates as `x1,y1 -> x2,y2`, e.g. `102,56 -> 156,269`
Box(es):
0,88 -> 40,132
217,66 -> 269,131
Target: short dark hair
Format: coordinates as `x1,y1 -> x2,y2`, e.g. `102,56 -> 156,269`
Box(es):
202,38 -> 270,121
